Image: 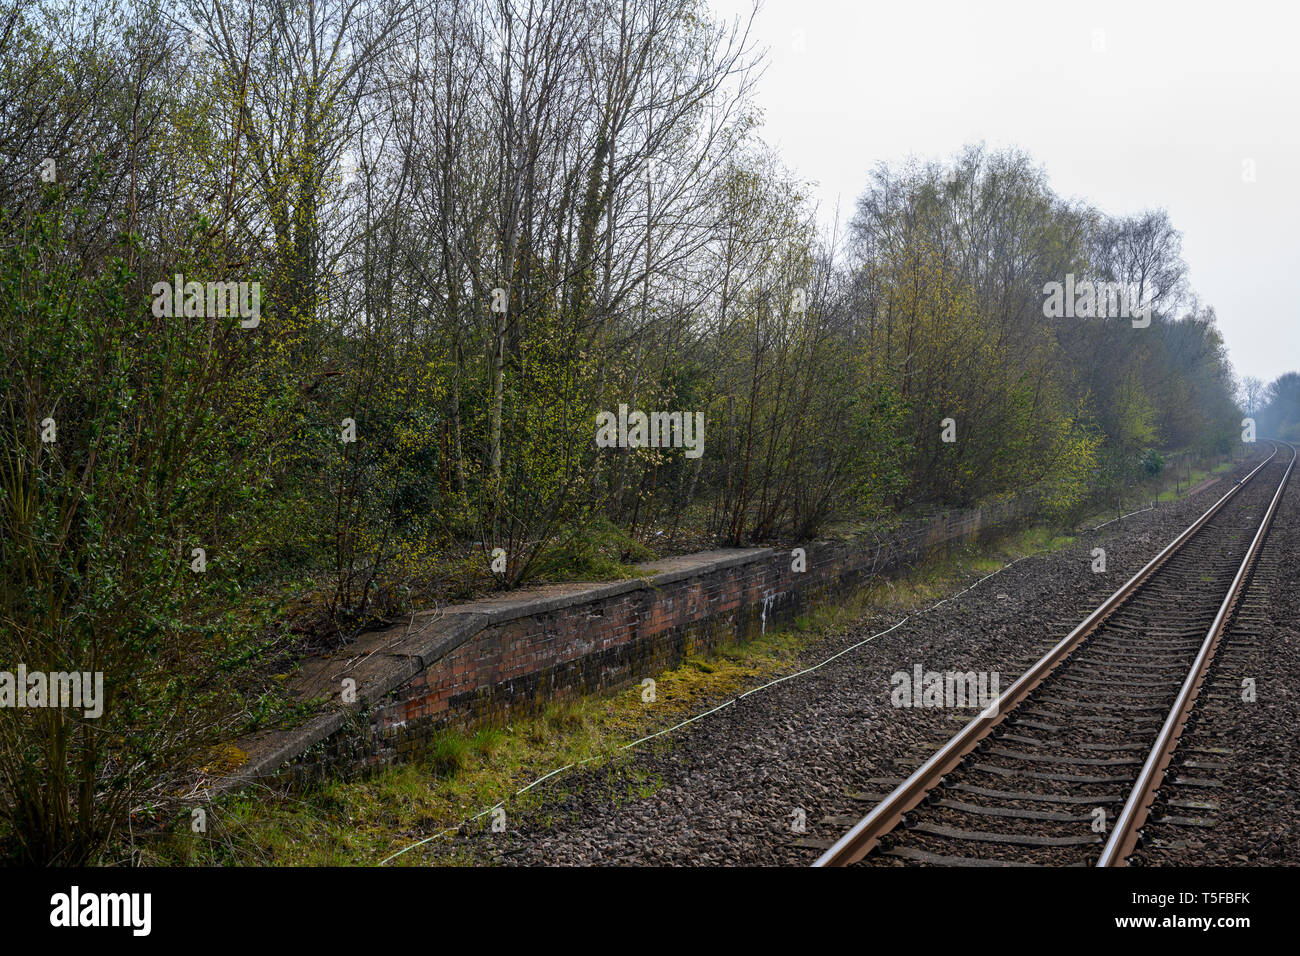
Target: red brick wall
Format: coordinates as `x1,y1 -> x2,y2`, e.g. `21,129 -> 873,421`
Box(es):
269,497 -> 1034,784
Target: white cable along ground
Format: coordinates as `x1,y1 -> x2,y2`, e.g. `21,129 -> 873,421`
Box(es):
378,507 -> 1161,866
1087,503 -> 1156,532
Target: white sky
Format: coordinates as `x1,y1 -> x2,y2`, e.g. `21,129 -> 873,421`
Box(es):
708,0 -> 1299,385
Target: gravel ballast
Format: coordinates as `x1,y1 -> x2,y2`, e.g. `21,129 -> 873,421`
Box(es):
423,454 -> 1297,866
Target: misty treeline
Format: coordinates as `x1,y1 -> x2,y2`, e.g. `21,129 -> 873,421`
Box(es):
1244,373 -> 1300,442
0,0 -> 1248,861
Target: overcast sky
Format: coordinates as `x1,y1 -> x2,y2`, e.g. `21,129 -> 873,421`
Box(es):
708,0 -> 1298,386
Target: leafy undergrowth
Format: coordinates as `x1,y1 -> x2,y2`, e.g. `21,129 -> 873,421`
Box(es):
529,515 -> 657,582
256,517 -> 673,653
1154,458 -> 1234,503
142,521 -> 1083,867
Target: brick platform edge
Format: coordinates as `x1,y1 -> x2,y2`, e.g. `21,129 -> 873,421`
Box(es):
211,499 -> 1036,796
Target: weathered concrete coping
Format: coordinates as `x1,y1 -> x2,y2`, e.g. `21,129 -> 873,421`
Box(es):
209,547 -> 772,795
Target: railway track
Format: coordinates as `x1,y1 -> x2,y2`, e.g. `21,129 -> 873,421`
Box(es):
814,441 -> 1297,868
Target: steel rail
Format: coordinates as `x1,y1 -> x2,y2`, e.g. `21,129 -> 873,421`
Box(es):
1097,440 -> 1296,865
813,444 -> 1282,867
